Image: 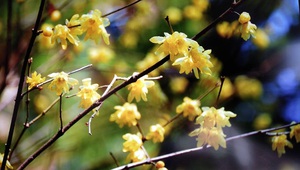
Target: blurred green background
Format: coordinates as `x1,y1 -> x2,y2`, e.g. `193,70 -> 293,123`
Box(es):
0,0 -> 299,169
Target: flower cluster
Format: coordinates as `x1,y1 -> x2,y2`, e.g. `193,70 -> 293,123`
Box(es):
122,133 -> 146,162
76,78 -> 101,108
238,12 -> 257,41
127,75 -> 155,102
110,103 -> 141,127
176,97 -> 202,121
42,9 -> 110,49
150,31 -> 213,78
189,107 -> 236,150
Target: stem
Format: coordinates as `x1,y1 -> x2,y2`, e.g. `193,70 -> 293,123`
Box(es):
112,122 -> 300,170
1,0 -> 46,169
110,152 -> 120,167
214,76 -> 225,107
102,0 -> 142,17
59,94 -> 63,130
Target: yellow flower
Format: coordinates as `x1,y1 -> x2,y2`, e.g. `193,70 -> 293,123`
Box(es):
126,148 -> 146,162
235,75 -> 263,100
48,71 -> 78,95
76,78 -> 100,108
193,0 -> 209,11
0,153 -> 13,170
252,28 -> 270,49
164,7 -> 182,24
189,127 -> 226,150
146,124 -> 165,143
127,75 -> 155,102
272,134 -> 293,157
172,46 -> 213,78
176,97 -> 202,121
290,123 -> 300,143
122,133 -> 143,152
26,71 -> 46,90
183,5 -> 203,20
88,46 -> 114,64
150,31 -> 198,61
216,21 -> 239,39
51,24 -> 79,50
110,102 -> 141,127
39,23 -> 55,49
66,14 -> 84,37
238,12 -> 251,24
170,77 -> 189,94
197,107 -> 236,129
238,12 -> 257,41
80,9 -> 110,44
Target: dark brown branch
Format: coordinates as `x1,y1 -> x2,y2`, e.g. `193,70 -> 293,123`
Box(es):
1,0 -> 47,169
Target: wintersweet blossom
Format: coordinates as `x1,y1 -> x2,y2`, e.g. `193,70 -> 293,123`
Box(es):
150,31 -> 198,61
66,14 -> 84,38
189,127 -> 226,150
26,71 -> 46,90
238,12 -> 257,41
146,124 -> 165,143
110,103 -> 141,127
189,107 -> 236,150
51,24 -> 79,50
76,78 -> 100,108
290,123 -> 300,143
173,46 -> 213,78
0,153 -> 13,170
48,72 -> 78,95
176,97 -> 202,121
272,134 -> 293,157
127,148 -> 147,162
80,9 -> 110,44
122,133 -> 143,153
127,75 -> 155,102
197,107 -> 236,128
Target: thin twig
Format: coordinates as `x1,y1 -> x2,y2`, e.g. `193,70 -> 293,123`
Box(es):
59,94 -> 63,130
21,64 -> 92,97
214,76 -> 225,107
197,81 -> 220,101
1,0 -> 47,169
88,75 -> 118,135
110,152 -> 120,167
112,122 -> 300,170
102,0 -> 142,17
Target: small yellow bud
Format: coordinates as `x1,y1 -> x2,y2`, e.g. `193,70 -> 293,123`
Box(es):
156,161 -> 165,169
51,10 -> 61,21
42,26 -> 53,37
238,12 -> 251,24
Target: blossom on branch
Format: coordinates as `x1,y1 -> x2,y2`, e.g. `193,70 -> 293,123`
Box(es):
272,134 -> 293,157
48,72 -> 78,95
150,31 -> 198,61
176,97 -> 202,121
80,9 -> 110,44
127,75 -> 155,102
290,123 -> 300,143
51,24 -> 79,50
76,78 -> 100,108
238,12 -> 257,41
189,107 -> 236,150
146,124 -> 165,143
122,133 -> 143,153
0,153 -> 13,170
110,103 -> 141,127
26,71 -> 46,90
